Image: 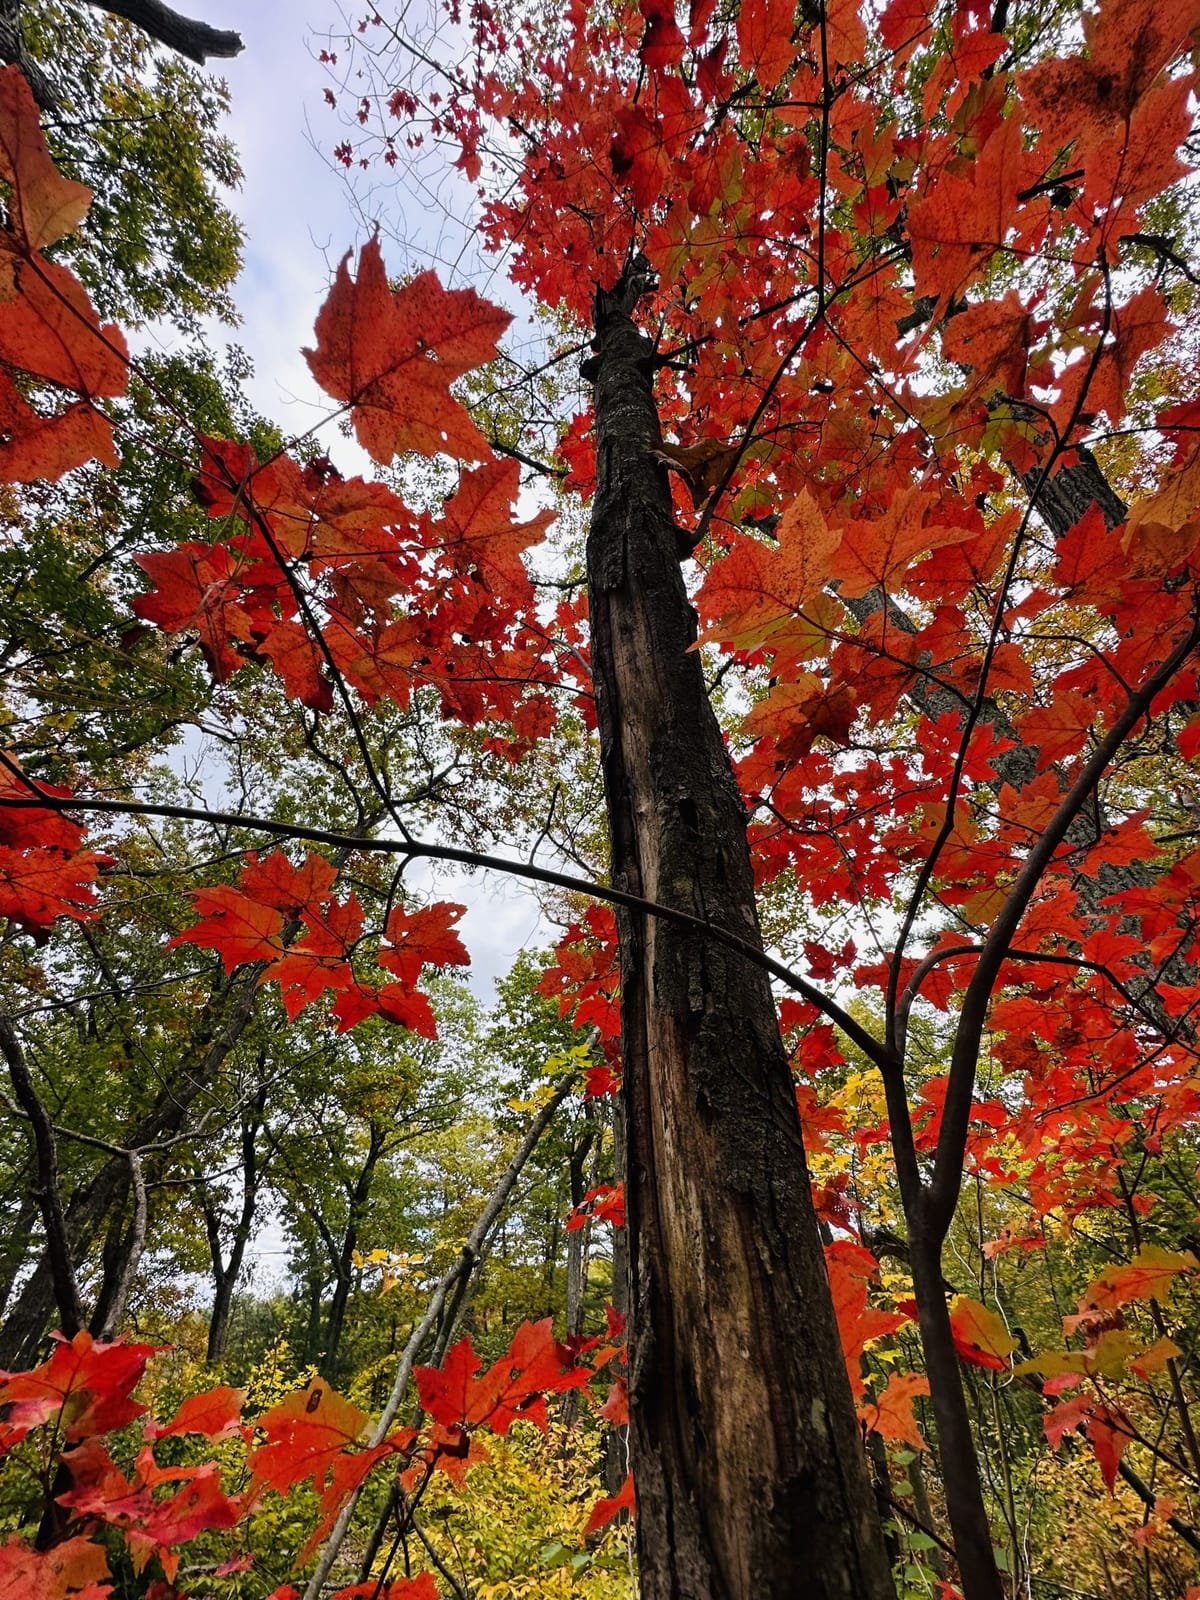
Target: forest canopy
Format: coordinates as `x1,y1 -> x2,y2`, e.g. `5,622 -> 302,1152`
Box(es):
3,0 -> 1200,1598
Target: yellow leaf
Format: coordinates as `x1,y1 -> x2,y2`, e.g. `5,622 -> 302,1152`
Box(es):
1082,1245 -> 1199,1311
949,1296 -> 1017,1370
1131,1336 -> 1182,1378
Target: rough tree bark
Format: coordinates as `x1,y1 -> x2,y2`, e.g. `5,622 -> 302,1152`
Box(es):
585,255 -> 895,1600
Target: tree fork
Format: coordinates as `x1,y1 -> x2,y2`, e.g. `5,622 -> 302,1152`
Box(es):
585,256 -> 895,1600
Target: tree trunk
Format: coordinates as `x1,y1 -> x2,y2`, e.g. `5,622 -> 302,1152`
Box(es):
585,256 -> 895,1600
320,1124 -> 384,1381
0,1188 -> 37,1317
206,1090 -> 266,1363
301,1267 -> 324,1368
908,1229 -> 1003,1600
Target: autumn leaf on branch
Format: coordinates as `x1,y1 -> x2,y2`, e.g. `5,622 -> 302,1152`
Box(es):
584,1469 -> 636,1535
1078,1244 -> 1199,1312
422,456 -> 554,602
304,237 -> 510,464
0,1329 -> 156,1442
0,758 -> 107,935
414,1318 -> 589,1441
0,65 -> 129,481
826,1240 -> 908,1400
647,436 -> 742,508
146,1385 -> 246,1444
0,66 -> 90,256
948,1296 -> 1018,1371
857,1371 -> 931,1452
566,1181 -> 625,1231
0,1534 -> 111,1600
169,851 -> 469,1036
695,489 -> 841,649
249,1381 -> 390,1499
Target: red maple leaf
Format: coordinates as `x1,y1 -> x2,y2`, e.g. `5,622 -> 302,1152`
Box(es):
424,456 -> 554,602
584,1470 -> 635,1535
0,1330 -> 155,1441
146,1386 -> 245,1444
0,69 -> 128,482
304,238 -> 510,464
826,1241 -> 908,1399
414,1319 -> 587,1439
378,901 -> 470,987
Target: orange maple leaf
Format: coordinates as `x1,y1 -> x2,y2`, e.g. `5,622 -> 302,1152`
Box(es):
0,1534 -> 110,1600
425,457 -> 553,600
858,1371 -> 931,1451
948,1296 -> 1017,1371
696,490 -> 840,647
249,1380 -> 370,1496
305,238 -> 510,464
0,65 -> 91,260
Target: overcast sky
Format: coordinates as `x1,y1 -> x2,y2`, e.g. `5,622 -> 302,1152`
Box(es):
166,0 -> 557,1000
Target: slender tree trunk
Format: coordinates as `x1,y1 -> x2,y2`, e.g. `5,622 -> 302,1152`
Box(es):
88,1180 -> 130,1336
562,1122 -> 595,1426
206,1090 -> 267,1362
0,1188 -> 37,1316
585,256 -> 894,1600
565,1124 -> 594,1338
604,1094 -> 629,1495
908,1229 -> 1002,1600
95,1152 -> 147,1338
909,1448 -> 946,1580
320,1125 -> 384,1381
0,1011 -> 84,1339
301,1267 -> 324,1368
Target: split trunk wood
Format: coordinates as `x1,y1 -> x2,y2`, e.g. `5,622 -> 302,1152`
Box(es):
585,257 -> 894,1600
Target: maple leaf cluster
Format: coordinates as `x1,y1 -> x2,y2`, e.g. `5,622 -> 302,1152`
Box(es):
132,395 -> 573,736
168,849 -> 469,1034
0,756 -> 109,936
0,1319 -> 627,1596
0,68 -> 127,483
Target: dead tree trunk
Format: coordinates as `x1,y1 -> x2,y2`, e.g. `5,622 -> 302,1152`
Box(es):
585,255 -> 895,1600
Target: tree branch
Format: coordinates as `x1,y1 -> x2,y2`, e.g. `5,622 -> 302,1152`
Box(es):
82,0 -> 242,62
302,1066 -> 580,1599
925,611 -> 1200,1238
0,787 -> 893,1071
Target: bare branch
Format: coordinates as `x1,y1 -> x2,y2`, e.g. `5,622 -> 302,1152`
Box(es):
302,1065 -> 580,1599
82,0 -> 242,62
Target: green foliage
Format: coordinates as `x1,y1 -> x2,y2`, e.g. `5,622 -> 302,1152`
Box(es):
22,0 -> 243,328
417,1420 -> 635,1600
